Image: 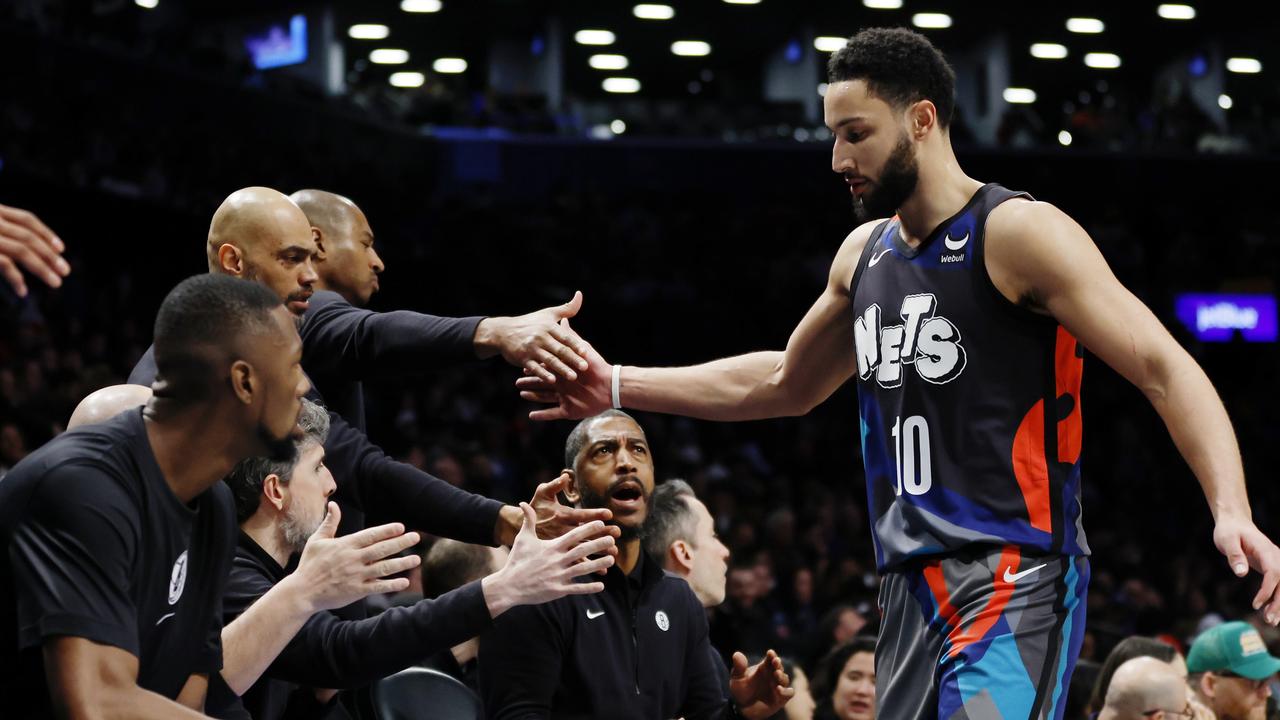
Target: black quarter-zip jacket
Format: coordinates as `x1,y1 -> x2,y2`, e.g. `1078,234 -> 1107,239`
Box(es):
478,551 -> 734,720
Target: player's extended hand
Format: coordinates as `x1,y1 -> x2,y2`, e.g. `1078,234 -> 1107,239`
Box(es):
289,502 -> 422,613
516,323 -> 613,421
729,649 -> 794,720
1214,516 -> 1280,624
475,291 -> 591,383
532,472 -> 614,540
482,503 -> 616,617
0,203 -> 69,297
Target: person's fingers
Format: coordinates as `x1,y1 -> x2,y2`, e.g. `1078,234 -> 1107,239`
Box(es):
554,520 -> 608,549
563,535 -> 618,563
529,407 -> 571,422
1221,534 -> 1249,577
361,531 -> 421,564
518,502 -> 539,539
556,290 -> 583,319
731,651 -> 749,677
558,506 -> 614,524
532,348 -> 578,382
523,359 -> 557,384
548,322 -> 591,370
561,580 -> 606,595
345,521 -> 408,549
364,577 -> 412,595
1253,567 -> 1279,610
544,333 -> 589,375
0,222 -> 66,286
515,374 -> 555,390
370,554 -> 421,579
567,555 -> 614,577
520,390 -> 561,404
0,255 -> 27,297
1,205 -> 61,249
311,502 -> 341,540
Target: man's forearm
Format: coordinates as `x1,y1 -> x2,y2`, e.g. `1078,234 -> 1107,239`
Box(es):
621,351 -> 810,421
1145,351 -> 1249,520
79,687 -> 212,720
220,575 -> 315,695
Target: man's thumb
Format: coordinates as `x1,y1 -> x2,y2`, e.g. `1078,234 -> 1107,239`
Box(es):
519,502 -> 538,537
731,651 -> 749,677
560,291 -> 583,318
314,501 -> 340,539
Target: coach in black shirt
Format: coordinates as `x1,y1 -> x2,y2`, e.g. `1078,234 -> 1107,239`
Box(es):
0,275 -> 309,719
479,410 -> 794,720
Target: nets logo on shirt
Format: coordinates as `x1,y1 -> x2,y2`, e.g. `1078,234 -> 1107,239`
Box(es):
854,293 -> 966,387
168,550 -> 188,606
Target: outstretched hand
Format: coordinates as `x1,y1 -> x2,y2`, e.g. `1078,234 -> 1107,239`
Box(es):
482,503 -> 617,617
1214,517 -> 1280,624
516,320 -> 614,421
290,502 -> 422,613
477,292 -> 592,383
729,649 -> 794,720
0,203 -> 68,297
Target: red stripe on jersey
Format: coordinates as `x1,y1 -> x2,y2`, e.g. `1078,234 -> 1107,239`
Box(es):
1055,327 -> 1083,464
923,561 -> 961,632
1012,400 -> 1053,533
945,546 -> 1022,659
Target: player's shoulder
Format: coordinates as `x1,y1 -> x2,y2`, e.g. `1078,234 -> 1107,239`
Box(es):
986,197 -> 1079,241
830,217 -> 892,289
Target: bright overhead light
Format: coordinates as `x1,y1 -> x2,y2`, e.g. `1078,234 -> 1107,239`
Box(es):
1227,57 -> 1262,74
1157,4 -> 1195,20
610,119 -> 627,134
1058,131 -> 1073,146
400,0 -> 442,12
814,36 -> 846,53
912,13 -> 952,29
135,0 -> 158,8
863,0 -> 903,8
633,4 -> 674,20
722,0 -> 762,4
348,24 -> 390,40
589,54 -> 629,70
1218,94 -> 1233,110
817,83 -> 828,96
1066,17 -> 1105,34
390,72 -> 425,87
370,49 -> 410,65
672,41 -> 711,57
1003,88 -> 1037,104
1084,52 -> 1121,69
433,58 -> 466,73
603,77 -> 641,93
1030,43 -> 1068,59
575,29 -> 616,45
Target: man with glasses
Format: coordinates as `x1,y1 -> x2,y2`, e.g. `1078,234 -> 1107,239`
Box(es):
1098,657 -> 1196,720
1187,621 -> 1280,720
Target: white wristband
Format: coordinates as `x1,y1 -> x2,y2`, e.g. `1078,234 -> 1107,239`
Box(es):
611,364 -> 622,409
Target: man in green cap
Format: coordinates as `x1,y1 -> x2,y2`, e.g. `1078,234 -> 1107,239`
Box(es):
1187,620 -> 1280,719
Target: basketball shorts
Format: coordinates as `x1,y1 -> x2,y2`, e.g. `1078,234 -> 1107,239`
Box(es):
875,546 -> 1090,720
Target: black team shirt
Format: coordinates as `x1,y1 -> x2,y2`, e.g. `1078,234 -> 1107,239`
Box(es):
0,408 -> 236,718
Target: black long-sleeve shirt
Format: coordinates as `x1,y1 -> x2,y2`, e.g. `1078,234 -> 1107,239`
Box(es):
299,290 -> 483,432
478,552 -> 734,720
206,532 -> 494,720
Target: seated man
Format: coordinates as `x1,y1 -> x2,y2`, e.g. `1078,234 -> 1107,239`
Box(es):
1187,620 -> 1280,720
479,409 -> 793,720
215,398 -> 618,720
1097,657 -> 1192,720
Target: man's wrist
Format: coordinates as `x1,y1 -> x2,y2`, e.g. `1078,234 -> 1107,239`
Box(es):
274,573 -> 322,617
495,504 -> 523,546
472,317 -> 503,359
481,571 -> 517,618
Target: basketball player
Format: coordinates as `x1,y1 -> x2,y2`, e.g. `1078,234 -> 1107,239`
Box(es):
517,28 -> 1280,719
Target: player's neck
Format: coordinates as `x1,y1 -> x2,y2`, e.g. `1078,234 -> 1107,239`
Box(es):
894,150 -> 982,248
618,539 -> 642,576
241,514 -> 293,567
144,403 -> 248,504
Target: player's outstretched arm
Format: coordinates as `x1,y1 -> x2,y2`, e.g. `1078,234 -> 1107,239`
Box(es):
43,638 -> 211,719
220,503 -> 421,695
517,221 -> 880,422
0,203 -> 69,297
986,200 -> 1280,624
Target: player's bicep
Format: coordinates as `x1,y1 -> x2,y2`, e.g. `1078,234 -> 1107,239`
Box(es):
43,636 -> 141,716
175,674 -> 208,711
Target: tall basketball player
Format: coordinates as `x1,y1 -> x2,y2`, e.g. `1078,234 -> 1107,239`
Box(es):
516,28 -> 1280,719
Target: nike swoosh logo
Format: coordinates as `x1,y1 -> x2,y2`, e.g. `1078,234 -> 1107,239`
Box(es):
943,232 -> 969,251
867,246 -> 893,267
586,609 -> 605,619
155,612 -> 176,627
1003,563 -> 1047,583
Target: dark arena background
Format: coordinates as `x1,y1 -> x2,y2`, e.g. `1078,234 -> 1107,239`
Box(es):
1,1 -> 1278,718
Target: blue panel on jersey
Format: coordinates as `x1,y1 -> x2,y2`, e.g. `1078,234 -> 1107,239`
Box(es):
907,211 -> 978,270
857,389 -> 892,568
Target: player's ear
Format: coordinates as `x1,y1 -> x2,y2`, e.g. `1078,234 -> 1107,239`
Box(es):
561,469 -> 581,504
670,540 -> 694,573
311,227 -> 327,260
261,473 -> 286,511
218,243 -> 245,276
230,359 -> 256,404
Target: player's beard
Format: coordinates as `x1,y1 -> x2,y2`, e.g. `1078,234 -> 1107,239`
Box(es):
281,500 -> 322,554
853,131 -> 919,222
578,482 -> 649,542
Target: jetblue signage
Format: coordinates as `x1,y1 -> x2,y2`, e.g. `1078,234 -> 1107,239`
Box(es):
1174,294 -> 1277,342
245,14 -> 308,70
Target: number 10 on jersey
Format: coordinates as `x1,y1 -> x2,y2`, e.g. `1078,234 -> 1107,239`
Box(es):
891,415 -> 933,496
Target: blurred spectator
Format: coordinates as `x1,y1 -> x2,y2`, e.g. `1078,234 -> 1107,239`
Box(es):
1187,621 -> 1280,720
812,637 -> 876,720
1098,657 -> 1191,720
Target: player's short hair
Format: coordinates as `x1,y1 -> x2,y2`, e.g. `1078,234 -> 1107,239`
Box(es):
423,539 -> 496,599
563,409 -> 642,470
827,27 -> 956,129
152,274 -> 284,404
226,398 -> 330,523
642,479 -> 699,564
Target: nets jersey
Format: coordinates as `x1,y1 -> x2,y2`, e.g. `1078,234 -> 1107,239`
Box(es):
850,183 -> 1089,572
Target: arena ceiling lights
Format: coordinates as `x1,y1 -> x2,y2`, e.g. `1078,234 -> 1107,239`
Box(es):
721,0 -> 762,5
389,71 -> 425,87
400,0 -> 441,12
433,58 -> 467,74
911,13 -> 952,29
575,30 -> 617,46
603,77 -> 642,93
1218,94 -> 1233,109
1002,88 -> 1037,104
370,48 -> 410,64
671,41 -> 711,57
1030,43 -> 1068,60
348,24 -> 390,40
813,36 -> 846,53
1084,52 -> 1122,69
589,54 -> 629,70
1226,57 -> 1262,74
135,0 -> 158,8
633,4 -> 675,20
862,0 -> 903,8
1066,17 -> 1105,34
1156,4 -> 1196,20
